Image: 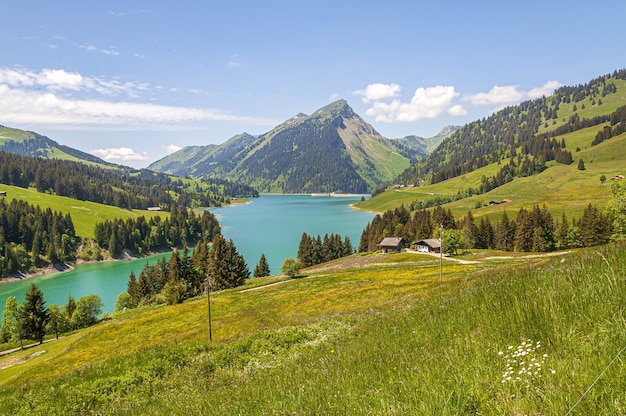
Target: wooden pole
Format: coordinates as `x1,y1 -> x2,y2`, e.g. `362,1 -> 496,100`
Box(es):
439,224 -> 443,283
207,276 -> 212,342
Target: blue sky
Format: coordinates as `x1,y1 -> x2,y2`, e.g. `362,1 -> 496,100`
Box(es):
1,0 -> 624,168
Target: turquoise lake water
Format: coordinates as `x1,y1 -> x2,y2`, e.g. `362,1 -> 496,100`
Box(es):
0,194 -> 374,315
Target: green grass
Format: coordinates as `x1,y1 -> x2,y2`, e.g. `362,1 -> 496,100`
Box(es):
0,185 -> 169,239
1,244 -> 626,414
356,131 -> 625,222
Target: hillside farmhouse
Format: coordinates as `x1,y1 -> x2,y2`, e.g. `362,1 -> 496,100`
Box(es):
415,238 -> 441,254
378,237 -> 404,254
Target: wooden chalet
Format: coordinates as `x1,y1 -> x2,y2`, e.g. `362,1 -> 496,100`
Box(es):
414,238 -> 441,254
377,237 -> 405,254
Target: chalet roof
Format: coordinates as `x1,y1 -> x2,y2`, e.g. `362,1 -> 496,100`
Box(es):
378,237 -> 404,247
415,238 -> 441,249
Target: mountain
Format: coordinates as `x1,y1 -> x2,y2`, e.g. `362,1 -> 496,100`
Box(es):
395,69 -> 626,188
392,125 -> 460,163
149,100 -> 413,193
0,125 -> 110,165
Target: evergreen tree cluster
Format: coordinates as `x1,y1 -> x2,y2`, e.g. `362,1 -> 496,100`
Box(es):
0,198 -> 76,277
0,151 -> 257,211
592,105 -> 626,146
94,206 -> 220,257
358,205 -> 455,252
1,286 -> 102,346
122,234 -> 249,309
297,232 -> 353,267
358,204 -> 611,254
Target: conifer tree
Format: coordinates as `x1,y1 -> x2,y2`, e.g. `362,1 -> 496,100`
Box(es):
578,204 -> 611,246
208,234 -> 249,290
19,283 -> 50,344
127,271 -> 139,307
297,232 -> 313,267
253,254 -> 271,278
66,295 -> 76,319
514,208 -> 533,252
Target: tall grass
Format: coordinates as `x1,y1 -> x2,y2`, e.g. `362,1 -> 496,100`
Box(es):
1,245 -> 626,414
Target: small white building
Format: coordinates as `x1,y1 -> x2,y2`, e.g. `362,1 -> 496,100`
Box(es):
414,238 -> 441,254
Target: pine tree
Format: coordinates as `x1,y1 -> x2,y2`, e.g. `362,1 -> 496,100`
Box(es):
579,204 -> 611,246
297,233 -> 313,267
253,254 -> 271,278
208,234 -> 249,290
463,211 -> 479,249
127,271 -> 139,307
577,159 -> 586,170
66,295 -> 76,319
19,283 -> 50,344
226,239 -> 249,288
514,208 -> 533,252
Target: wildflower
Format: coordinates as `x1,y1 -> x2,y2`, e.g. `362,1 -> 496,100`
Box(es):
498,339 -> 552,386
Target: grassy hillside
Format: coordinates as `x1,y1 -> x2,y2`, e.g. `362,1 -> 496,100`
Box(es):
1,244 -> 626,414
369,73 -> 626,220
0,185 -> 169,239
356,130 -> 625,221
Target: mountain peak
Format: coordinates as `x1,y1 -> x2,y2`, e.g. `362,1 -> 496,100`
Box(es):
313,99 -> 355,119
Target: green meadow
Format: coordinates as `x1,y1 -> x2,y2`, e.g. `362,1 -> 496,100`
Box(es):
0,185 -> 169,239
356,132 -> 625,222
1,244 -> 625,414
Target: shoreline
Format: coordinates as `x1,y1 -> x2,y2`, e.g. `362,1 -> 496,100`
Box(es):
0,248 -> 172,285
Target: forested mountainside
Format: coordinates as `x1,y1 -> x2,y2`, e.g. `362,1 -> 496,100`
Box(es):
0,151 -> 258,211
0,126 -> 110,165
396,69 -> 626,188
149,100 -> 415,193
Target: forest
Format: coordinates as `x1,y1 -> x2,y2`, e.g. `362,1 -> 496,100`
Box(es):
358,200 -> 613,255
118,234 -> 249,309
0,198 -> 76,277
0,150 -> 258,211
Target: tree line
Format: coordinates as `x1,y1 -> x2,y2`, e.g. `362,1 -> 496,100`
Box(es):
296,232 -> 353,268
94,206 -> 221,257
358,203 -> 613,255
0,150 -> 258,211
117,234 -> 249,309
0,198 -> 77,277
1,283 -> 102,346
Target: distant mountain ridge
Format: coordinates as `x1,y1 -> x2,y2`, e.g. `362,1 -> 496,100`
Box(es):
149,100 -> 448,193
0,125 -> 110,165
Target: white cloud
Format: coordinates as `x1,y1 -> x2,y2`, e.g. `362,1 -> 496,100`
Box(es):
90,147 -> 149,161
0,67 -> 146,97
165,144 -> 182,154
354,83 -> 401,103
365,85 -> 458,122
38,69 -> 84,90
463,85 -> 524,105
0,80 -> 271,130
527,80 -> 562,98
448,104 -> 468,116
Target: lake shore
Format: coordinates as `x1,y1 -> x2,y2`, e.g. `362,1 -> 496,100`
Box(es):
0,248 -> 170,285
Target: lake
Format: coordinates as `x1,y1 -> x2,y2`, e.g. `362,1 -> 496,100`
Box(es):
0,194 -> 375,315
